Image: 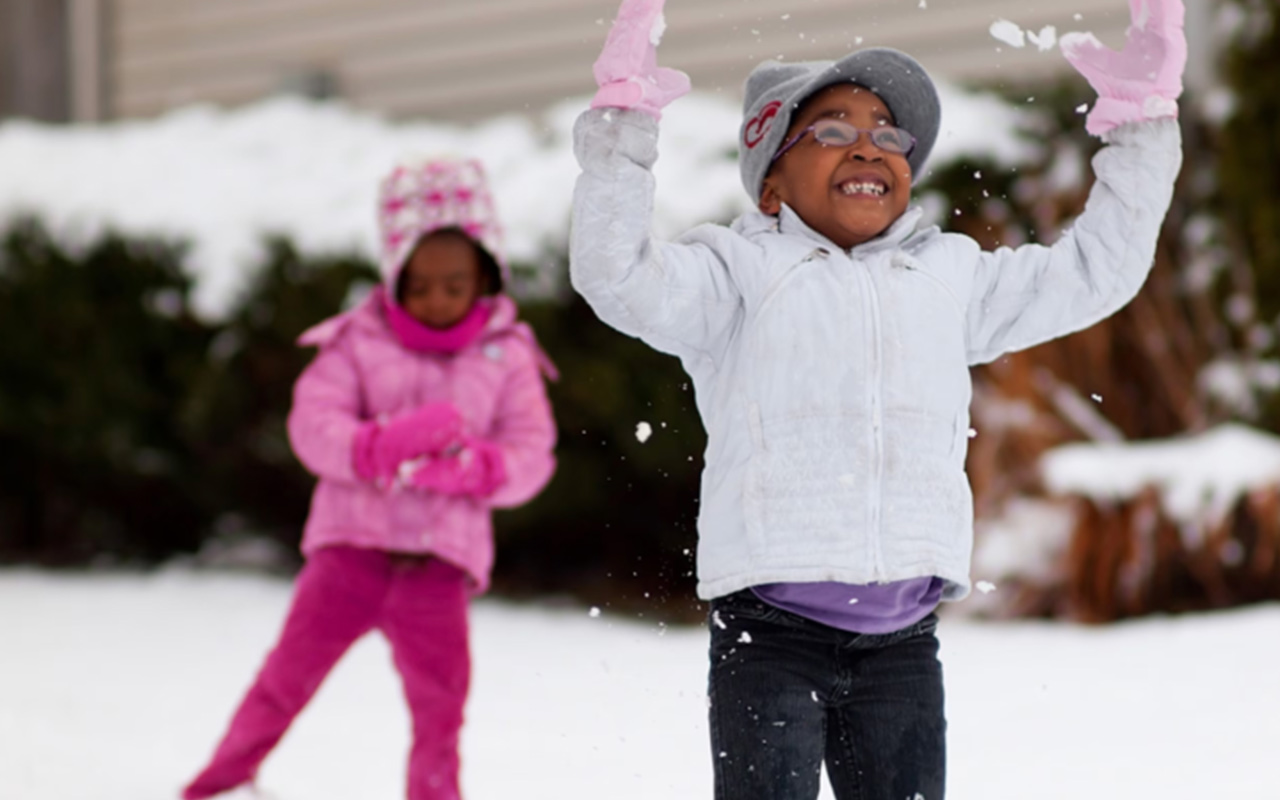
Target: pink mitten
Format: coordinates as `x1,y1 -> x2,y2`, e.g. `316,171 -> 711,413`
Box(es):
408,438 -> 507,499
1060,0 -> 1186,136
353,402 -> 465,483
590,0 -> 691,120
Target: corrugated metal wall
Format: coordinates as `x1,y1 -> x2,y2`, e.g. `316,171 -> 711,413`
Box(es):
109,0 -> 1130,122
1,0 -> 71,121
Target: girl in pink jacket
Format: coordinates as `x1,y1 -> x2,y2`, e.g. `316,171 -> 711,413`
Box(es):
183,158 -> 557,800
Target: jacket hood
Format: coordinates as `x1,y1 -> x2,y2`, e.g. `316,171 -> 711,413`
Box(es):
377,157 -> 508,296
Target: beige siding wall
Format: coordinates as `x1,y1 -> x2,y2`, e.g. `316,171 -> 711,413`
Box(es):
108,0 -> 1131,122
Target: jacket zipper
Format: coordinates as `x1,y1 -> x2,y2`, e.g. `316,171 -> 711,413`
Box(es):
854,257 -> 887,581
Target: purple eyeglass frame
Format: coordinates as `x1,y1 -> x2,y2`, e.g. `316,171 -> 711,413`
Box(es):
770,119 -> 917,163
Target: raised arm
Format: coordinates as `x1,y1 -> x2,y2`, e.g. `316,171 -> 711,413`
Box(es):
571,0 -> 743,366
965,0 -> 1186,364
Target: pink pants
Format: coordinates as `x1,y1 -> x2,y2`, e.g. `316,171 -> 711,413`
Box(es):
183,546 -> 471,800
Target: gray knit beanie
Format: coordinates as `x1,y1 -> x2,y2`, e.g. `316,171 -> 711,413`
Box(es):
738,47 -> 941,203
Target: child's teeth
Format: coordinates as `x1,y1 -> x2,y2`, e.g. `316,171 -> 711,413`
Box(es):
842,182 -> 885,196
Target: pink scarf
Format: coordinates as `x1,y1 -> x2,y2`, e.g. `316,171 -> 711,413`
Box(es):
380,288 -> 493,354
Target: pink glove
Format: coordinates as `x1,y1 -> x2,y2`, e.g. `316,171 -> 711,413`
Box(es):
353,402 -> 464,483
590,0 -> 691,120
1060,0 -> 1186,137
408,438 -> 507,499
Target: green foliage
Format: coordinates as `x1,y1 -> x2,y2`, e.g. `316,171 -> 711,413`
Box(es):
0,222 -> 381,565
180,238 -> 380,554
0,220 -> 213,562
1217,0 -> 1280,419
1220,0 -> 1280,302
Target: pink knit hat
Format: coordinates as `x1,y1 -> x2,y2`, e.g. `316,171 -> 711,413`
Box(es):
377,157 -> 507,294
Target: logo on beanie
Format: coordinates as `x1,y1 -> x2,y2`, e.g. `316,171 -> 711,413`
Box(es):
743,100 -> 782,149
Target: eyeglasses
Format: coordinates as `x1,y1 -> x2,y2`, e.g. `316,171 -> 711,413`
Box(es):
771,119 -> 917,163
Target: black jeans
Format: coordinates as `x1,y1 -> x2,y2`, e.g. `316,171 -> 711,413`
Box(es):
707,590 -> 946,800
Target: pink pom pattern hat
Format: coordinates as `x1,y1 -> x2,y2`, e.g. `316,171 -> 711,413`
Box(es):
377,157 -> 508,295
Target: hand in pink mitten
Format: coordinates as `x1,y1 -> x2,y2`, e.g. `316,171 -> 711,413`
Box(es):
1060,0 -> 1186,136
591,0 -> 691,120
353,402 -> 465,483
408,438 -> 507,499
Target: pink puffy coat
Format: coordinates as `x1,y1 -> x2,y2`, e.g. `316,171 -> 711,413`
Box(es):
286,293 -> 556,591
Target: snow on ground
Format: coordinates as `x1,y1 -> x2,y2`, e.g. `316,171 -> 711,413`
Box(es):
0,86 -> 1034,318
2,567 -> 1277,800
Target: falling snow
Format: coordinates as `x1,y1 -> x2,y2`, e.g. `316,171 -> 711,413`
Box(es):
989,19 -> 1026,48
1027,25 -> 1058,52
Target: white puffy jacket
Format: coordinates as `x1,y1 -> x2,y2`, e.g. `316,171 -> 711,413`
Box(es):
570,109 -> 1182,601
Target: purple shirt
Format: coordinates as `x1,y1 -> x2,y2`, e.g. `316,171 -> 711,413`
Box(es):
752,578 -> 943,634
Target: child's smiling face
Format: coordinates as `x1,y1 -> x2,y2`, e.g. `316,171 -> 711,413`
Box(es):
758,83 -> 913,250
397,230 -> 486,329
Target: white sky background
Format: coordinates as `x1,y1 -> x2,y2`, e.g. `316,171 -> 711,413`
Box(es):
1,568 -> 1278,800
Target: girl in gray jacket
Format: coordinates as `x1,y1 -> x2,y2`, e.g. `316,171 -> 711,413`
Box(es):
573,1 -> 1186,798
